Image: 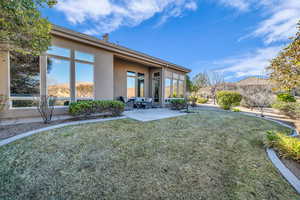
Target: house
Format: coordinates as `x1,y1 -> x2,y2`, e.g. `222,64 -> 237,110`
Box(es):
0,25 -> 191,119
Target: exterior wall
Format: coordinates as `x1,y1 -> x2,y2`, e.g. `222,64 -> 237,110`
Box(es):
113,57 -> 151,99
0,36 -> 114,119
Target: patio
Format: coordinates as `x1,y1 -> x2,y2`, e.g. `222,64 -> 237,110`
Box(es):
124,108 -> 186,122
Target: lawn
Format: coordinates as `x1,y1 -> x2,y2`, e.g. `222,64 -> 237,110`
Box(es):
0,110 -> 299,199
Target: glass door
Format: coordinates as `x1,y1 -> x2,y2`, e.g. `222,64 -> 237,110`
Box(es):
152,72 -> 160,103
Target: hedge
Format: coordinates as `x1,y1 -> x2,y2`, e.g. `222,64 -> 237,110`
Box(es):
170,99 -> 187,110
69,100 -> 125,117
216,91 -> 242,110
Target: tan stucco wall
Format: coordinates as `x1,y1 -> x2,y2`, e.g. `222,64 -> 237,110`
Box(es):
113,57 -> 151,98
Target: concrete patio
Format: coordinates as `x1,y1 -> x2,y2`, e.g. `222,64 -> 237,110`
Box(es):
124,108 -> 186,122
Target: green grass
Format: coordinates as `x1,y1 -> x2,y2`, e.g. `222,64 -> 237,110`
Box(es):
0,110 -> 299,199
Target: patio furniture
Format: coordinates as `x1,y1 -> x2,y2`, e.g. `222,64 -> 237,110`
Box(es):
117,96 -> 134,110
141,98 -> 153,109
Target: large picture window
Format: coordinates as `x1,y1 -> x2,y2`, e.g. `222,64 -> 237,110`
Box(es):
10,51 -> 40,107
165,78 -> 172,98
47,57 -> 71,106
127,71 -> 136,98
76,62 -> 94,98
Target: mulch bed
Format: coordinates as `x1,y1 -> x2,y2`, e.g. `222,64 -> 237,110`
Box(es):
0,115 -> 114,141
278,154 -> 300,180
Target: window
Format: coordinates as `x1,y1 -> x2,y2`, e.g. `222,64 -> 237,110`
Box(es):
75,51 -> 94,62
178,80 -> 184,97
165,78 -> 172,98
76,62 -> 94,98
47,46 -> 70,58
127,71 -> 136,98
173,79 -> 178,97
137,73 -> 145,97
47,57 -> 70,105
10,51 -> 40,107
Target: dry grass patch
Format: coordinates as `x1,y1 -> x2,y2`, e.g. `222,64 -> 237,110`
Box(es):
0,110 -> 299,199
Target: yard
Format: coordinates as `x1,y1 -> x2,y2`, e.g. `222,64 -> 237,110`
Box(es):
0,110 -> 299,199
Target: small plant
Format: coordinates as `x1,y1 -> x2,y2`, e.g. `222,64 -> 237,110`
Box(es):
277,93 -> 296,102
265,131 -> 300,163
189,96 -> 198,107
197,97 -> 208,104
232,108 -> 240,112
0,94 -> 8,113
36,95 -> 57,124
69,100 -> 125,117
170,99 -> 187,110
216,91 -> 242,110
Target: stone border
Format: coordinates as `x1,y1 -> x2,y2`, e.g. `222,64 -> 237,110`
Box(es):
267,148 -> 300,194
0,116 -> 127,147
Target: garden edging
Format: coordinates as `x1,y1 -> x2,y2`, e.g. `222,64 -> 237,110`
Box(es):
0,116 -> 127,147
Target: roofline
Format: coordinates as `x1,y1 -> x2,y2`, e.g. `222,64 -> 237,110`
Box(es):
50,25 -> 191,73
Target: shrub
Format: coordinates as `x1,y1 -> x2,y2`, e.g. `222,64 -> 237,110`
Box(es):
272,101 -> 300,119
69,100 -> 125,117
277,93 -> 296,102
36,95 -> 57,124
232,108 -> 241,112
265,131 -> 300,163
170,99 -> 187,110
188,96 -> 198,107
197,97 -> 208,104
0,94 -> 8,113
216,91 -> 242,110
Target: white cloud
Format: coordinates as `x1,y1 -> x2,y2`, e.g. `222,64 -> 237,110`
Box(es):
216,0 -> 251,11
252,0 -> 300,44
55,0 -> 198,34
215,46 -> 282,78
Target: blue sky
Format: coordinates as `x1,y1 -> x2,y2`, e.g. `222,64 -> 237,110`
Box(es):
41,0 -> 300,82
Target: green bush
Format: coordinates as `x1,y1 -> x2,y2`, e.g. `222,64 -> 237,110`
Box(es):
170,99 -> 187,110
277,93 -> 296,102
265,131 -> 300,163
197,97 -> 208,104
69,100 -> 125,117
232,108 -> 241,112
272,101 -> 300,119
216,91 -> 242,110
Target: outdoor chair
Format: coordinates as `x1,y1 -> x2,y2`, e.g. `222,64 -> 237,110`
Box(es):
118,96 -> 134,111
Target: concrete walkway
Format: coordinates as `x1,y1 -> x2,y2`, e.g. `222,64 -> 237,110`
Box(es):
124,108 -> 186,122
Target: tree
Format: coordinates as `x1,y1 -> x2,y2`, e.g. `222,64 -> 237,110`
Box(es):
267,21 -> 300,91
192,72 -> 209,92
185,75 -> 193,93
0,0 -> 57,55
207,71 -> 224,104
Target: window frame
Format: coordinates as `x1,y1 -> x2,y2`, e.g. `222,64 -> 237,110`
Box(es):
126,71 -> 145,98
9,52 -> 42,109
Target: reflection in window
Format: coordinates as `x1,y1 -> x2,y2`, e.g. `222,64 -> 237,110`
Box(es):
75,51 -> 94,62
47,57 -> 70,98
137,73 -> 144,97
178,80 -> 184,97
47,46 -> 70,58
76,62 -> 94,98
10,51 -> 40,97
12,100 -> 36,108
127,71 -> 136,98
165,78 -> 171,98
173,79 -> 178,97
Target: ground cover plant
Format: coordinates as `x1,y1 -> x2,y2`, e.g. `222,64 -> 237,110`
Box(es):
0,111 -> 299,199
265,131 -> 300,163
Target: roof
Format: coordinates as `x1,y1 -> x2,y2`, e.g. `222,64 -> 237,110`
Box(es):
51,25 -> 191,73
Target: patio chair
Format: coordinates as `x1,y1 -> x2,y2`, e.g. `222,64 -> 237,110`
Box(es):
118,96 -> 134,111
